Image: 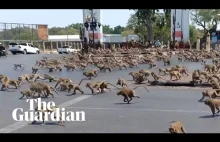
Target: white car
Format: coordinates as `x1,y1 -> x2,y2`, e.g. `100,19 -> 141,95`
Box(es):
57,45 -> 81,54
9,43 -> 40,55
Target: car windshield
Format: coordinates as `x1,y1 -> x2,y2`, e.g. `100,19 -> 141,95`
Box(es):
62,46 -> 71,48
19,43 -> 27,46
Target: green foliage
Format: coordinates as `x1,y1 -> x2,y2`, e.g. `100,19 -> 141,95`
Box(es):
189,25 -> 198,43
191,9 -> 220,32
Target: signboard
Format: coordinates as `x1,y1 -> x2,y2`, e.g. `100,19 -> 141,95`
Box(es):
38,24 -> 48,40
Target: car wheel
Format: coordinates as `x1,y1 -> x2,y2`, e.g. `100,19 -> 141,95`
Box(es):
11,52 -> 16,55
36,50 -> 40,54
23,49 -> 27,54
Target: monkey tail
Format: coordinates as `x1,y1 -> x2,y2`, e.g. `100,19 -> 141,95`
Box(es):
106,83 -> 121,89
133,86 -> 149,92
79,78 -> 88,85
50,87 -> 60,96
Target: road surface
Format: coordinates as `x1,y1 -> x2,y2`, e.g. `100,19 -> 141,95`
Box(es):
0,54 -> 218,133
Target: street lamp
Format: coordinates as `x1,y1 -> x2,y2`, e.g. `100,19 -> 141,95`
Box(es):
84,9 -> 101,49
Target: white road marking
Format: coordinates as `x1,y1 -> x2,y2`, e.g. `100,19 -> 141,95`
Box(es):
66,106 -> 210,114
0,95 -> 92,133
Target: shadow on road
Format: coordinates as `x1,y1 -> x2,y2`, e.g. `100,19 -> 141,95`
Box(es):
199,115 -> 220,118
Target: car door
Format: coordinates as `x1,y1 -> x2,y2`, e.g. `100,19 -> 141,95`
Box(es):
29,44 -> 37,53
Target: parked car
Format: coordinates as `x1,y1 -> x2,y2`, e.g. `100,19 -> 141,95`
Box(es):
8,43 -> 40,55
57,45 -> 81,54
0,44 -> 7,57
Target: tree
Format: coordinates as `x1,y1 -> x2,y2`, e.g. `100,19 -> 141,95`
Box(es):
126,14 -> 147,41
191,9 -> 220,35
189,25 -> 198,43
131,9 -> 171,40
121,29 -> 134,36
102,25 -> 114,34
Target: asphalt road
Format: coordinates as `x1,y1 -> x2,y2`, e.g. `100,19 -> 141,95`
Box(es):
0,53 -> 218,133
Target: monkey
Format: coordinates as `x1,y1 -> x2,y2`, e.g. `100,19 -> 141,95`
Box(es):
163,58 -> 172,66
1,76 -> 20,91
13,64 -> 27,70
169,121 -> 186,133
19,89 -> 35,99
128,72 -> 140,81
149,61 -> 157,69
64,64 -> 77,71
169,70 -> 181,81
139,69 -> 151,77
47,66 -> 57,73
0,74 -> 5,83
31,105 -> 65,126
199,89 -> 220,102
158,68 -> 167,75
204,64 -> 217,73
191,69 -> 203,83
83,70 -> 98,79
35,82 -> 60,98
204,98 -> 220,117
29,74 -> 44,82
32,66 -> 39,74
54,77 -> 74,89
201,59 -> 207,65
151,72 -> 168,82
116,78 -> 127,87
116,86 -> 149,104
29,82 -> 45,98
134,73 -> 148,84
59,79 -> 85,95
212,74 -> 220,82
177,56 -> 183,62
85,80 -> 106,94
43,74 -> 57,82
18,74 -> 31,83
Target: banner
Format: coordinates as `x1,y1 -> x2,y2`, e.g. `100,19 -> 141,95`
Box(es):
38,25 -> 48,40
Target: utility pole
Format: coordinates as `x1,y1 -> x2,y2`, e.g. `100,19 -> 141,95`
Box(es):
172,9 -> 176,48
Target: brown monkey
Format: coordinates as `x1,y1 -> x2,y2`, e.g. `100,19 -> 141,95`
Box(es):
18,74 -> 31,83
54,77 -> 74,88
169,70 -> 181,81
1,76 -> 20,91
30,74 -> 44,82
36,82 -> 60,98
204,99 -> 220,117
191,69 -> 203,83
19,89 -> 34,99
59,79 -> 85,95
139,69 -> 151,77
204,64 -> 217,73
116,86 -> 149,104
64,64 -> 77,71
116,78 -> 127,87
31,105 -> 65,126
199,89 -> 220,102
128,72 -> 140,81
163,58 -> 172,66
83,70 -> 98,79
158,68 -> 167,75
43,74 -> 57,82
169,121 -> 186,133
85,80 -> 106,94
151,72 -> 168,82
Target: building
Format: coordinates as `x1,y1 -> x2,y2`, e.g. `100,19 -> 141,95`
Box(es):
171,9 -> 190,42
